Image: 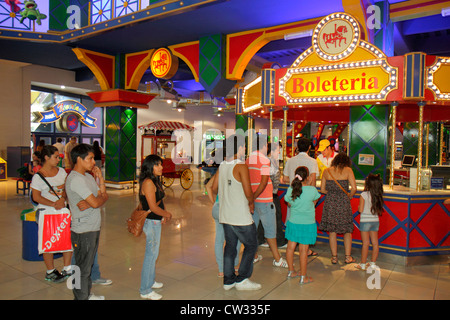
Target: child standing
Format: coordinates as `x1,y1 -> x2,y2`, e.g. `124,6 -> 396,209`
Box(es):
356,173 -> 384,270
284,166 -> 321,284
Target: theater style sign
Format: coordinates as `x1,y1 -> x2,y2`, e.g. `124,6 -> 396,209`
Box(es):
34,100 -> 97,131
236,12 -> 401,113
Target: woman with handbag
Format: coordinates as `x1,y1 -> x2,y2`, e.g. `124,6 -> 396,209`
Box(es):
319,152 -> 357,265
139,155 -> 172,300
30,145 -> 73,283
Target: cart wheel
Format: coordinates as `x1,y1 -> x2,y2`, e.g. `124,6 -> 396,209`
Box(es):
162,176 -> 174,188
180,169 -> 193,190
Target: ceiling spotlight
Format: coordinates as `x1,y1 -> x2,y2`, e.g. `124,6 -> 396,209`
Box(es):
177,105 -> 186,112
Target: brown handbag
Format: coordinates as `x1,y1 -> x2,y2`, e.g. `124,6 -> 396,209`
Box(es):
127,203 -> 150,237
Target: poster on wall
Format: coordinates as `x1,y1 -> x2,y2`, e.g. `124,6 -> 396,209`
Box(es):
358,154 -> 375,166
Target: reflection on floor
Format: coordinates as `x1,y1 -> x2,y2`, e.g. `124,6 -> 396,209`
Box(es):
0,168 -> 449,300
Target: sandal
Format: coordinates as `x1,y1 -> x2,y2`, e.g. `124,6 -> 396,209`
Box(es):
345,255 -> 356,264
331,255 -> 338,264
299,275 -> 314,285
308,250 -> 318,257
287,270 -> 299,279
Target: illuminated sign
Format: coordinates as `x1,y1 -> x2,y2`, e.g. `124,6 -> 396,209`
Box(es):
280,59 -> 397,104
35,100 -> 96,128
150,48 -> 179,79
276,12 -> 398,105
427,57 -> 450,100
313,13 -> 360,61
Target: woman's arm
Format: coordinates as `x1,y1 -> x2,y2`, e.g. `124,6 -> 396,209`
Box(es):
320,169 -> 328,194
31,189 -> 66,210
347,167 -> 357,199
205,173 -> 217,204
142,179 -> 172,222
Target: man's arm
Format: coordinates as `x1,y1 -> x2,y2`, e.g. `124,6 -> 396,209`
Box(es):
252,175 -> 268,200
235,164 -> 254,213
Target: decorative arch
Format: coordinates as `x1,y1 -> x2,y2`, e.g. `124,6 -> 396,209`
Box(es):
125,49 -> 155,90
226,16 -> 322,81
72,48 -> 115,90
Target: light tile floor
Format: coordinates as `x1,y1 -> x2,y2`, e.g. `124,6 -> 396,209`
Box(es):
0,168 -> 449,301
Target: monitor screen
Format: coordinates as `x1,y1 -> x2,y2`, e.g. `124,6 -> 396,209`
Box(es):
402,155 -> 415,167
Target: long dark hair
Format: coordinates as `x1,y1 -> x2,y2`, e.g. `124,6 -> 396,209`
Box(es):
364,173 -> 384,216
139,155 -> 164,194
290,166 -> 309,201
39,145 -> 58,164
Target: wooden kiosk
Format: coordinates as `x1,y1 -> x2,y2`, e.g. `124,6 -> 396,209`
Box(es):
237,12 -> 450,263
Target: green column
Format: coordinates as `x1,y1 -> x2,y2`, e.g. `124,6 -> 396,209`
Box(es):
104,106 -> 137,183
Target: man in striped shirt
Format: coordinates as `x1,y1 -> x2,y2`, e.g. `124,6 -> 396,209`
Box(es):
246,134 -> 288,268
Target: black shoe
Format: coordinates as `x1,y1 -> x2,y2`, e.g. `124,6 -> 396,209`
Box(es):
45,269 -> 66,283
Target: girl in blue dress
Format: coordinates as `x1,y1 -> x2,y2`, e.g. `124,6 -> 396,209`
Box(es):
285,166 -> 321,284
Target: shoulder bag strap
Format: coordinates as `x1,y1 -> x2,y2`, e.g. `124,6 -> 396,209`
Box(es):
326,169 -> 350,196
36,172 -> 60,199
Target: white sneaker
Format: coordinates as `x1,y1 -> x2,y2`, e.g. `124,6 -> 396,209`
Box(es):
140,291 -> 162,300
273,257 -> 288,268
88,294 -> 105,300
253,254 -> 263,263
235,278 -> 262,291
151,281 -> 163,289
223,283 -> 235,291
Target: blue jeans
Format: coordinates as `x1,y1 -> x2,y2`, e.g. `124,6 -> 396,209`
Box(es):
140,219 -> 161,295
223,223 -> 257,285
212,202 -> 241,272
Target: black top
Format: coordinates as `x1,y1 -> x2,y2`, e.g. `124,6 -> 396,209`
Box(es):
139,182 -> 165,221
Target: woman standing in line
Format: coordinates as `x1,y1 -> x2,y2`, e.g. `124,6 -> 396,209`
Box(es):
319,153 -> 357,264
30,145 -> 72,283
139,155 -> 173,300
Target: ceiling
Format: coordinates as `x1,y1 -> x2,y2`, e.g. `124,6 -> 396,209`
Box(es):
1,0 -> 450,97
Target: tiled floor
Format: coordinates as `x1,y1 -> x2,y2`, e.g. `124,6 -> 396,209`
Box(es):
0,168 -> 449,301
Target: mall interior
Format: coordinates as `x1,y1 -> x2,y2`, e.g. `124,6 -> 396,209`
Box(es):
0,0 -> 449,302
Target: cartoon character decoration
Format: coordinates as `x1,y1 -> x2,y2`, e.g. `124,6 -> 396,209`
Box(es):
19,0 -> 46,25
5,0 -> 22,13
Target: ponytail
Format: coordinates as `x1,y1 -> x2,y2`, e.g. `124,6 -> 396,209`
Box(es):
290,166 -> 309,201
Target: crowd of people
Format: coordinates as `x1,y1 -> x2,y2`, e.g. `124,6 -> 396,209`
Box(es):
28,134 -> 387,300
206,135 -> 385,291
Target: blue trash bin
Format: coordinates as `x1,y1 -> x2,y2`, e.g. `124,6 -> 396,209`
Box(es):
22,214 -> 63,262
22,220 -> 43,261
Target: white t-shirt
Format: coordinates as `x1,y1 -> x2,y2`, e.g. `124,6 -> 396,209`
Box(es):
283,152 -> 319,183
360,191 -> 380,223
30,167 -> 67,210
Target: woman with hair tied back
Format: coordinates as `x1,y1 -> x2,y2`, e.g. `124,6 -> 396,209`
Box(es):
139,155 -> 173,300
356,173 -> 384,270
319,152 -> 357,265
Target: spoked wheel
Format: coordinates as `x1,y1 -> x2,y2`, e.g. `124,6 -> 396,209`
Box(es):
180,168 -> 193,190
162,176 -> 174,188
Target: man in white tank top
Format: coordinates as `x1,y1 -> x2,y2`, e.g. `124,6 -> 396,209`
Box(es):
212,134 -> 262,291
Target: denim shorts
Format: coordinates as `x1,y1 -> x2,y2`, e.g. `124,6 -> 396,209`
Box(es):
252,202 -> 276,239
360,221 -> 379,232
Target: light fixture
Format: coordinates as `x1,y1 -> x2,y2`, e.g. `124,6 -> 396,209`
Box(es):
176,104 -> 186,112
61,85 -> 66,89
284,29 -> 313,40
442,7 -> 450,17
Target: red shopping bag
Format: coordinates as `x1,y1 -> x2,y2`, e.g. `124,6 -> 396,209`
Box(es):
38,208 -> 72,254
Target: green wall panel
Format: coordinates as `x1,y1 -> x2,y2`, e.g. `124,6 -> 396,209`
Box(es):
349,105 -> 389,182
